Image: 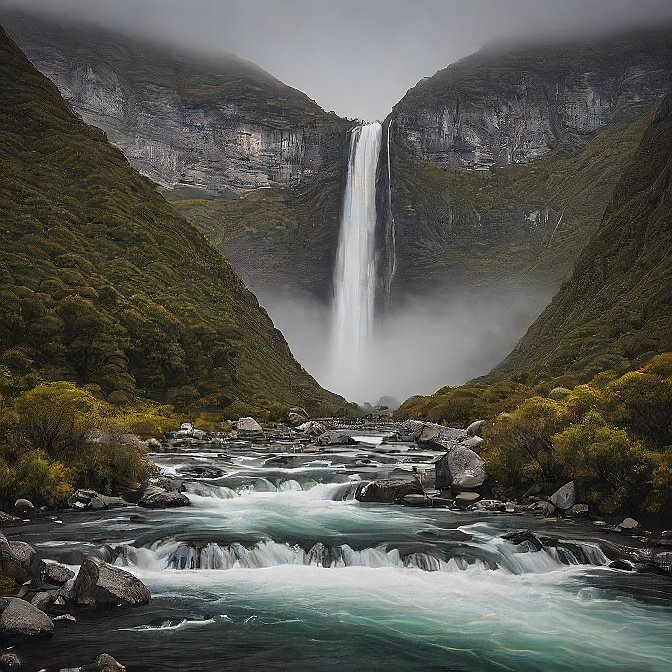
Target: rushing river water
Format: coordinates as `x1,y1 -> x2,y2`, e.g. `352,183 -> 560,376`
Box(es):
10,435 -> 672,671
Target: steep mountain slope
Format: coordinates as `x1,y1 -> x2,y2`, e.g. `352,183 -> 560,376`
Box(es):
393,27 -> 672,169
494,94 -> 672,381
385,27 -> 672,302
0,24 -> 349,416
2,10 -> 350,198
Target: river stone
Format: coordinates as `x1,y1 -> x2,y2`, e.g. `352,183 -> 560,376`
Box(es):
549,481 -> 576,510
461,436 -> 485,453
435,447 -> 486,489
0,535 -> 45,584
236,417 -> 263,433
0,598 -> 54,642
619,517 -> 639,530
454,492 -> 481,509
0,651 -> 22,669
43,562 -> 75,586
73,555 -> 150,609
503,529 -> 544,551
297,421 -> 326,436
401,494 -> 430,507
609,560 -> 634,571
288,410 -> 309,426
418,423 -> 466,449
316,430 -> 356,446
356,477 -> 424,504
29,591 -> 54,613
138,486 -> 190,509
466,420 -> 485,437
82,653 -> 127,672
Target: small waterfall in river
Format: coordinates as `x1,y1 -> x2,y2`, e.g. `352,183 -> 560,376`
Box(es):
331,122 -> 382,391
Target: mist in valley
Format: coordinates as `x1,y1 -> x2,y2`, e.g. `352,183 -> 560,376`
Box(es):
257,287 -> 551,405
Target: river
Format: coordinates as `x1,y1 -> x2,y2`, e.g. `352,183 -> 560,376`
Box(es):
9,431 -> 672,671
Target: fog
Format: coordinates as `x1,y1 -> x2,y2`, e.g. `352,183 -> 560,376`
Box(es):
3,0 -> 672,119
257,288 -> 550,404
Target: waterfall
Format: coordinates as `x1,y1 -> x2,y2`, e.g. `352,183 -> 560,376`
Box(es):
331,122 -> 382,380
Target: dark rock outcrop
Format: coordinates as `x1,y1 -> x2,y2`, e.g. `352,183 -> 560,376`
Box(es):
138,486 -> 190,509
435,447 -> 486,489
82,653 -> 127,672
0,598 -> 54,642
73,555 -> 150,609
356,477 -> 425,504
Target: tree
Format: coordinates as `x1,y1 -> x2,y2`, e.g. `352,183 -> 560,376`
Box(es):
554,416 -> 655,513
14,382 -> 102,459
606,372 -> 672,449
485,396 -> 569,485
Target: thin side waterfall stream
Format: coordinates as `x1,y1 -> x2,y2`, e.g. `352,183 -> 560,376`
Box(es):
10,431 -> 672,671
331,122 -> 382,397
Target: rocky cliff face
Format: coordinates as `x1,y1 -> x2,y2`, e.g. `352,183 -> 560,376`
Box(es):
494,93 -> 672,381
2,11 -> 350,198
391,28 -> 672,170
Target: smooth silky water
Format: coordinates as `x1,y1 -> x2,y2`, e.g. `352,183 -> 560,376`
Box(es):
13,440 -> 672,671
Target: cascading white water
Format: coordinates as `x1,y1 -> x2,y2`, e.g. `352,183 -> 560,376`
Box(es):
331,122 -> 382,385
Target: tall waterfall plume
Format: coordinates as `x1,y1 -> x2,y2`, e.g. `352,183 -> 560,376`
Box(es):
331,122 -> 382,396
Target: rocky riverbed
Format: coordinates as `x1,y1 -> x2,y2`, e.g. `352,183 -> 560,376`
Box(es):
1,418 -> 671,671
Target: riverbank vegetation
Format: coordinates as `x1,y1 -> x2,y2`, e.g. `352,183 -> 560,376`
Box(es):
397,353 -> 672,517
0,379 -> 180,508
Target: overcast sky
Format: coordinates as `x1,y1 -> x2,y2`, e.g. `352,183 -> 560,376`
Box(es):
3,0 -> 672,119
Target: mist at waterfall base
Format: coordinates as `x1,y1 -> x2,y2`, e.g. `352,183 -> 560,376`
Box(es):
258,286 -> 549,404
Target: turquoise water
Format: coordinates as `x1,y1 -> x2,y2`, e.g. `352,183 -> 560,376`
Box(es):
14,442 -> 672,671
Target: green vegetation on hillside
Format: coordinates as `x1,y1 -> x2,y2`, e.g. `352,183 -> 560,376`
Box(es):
496,95 -> 672,381
389,107 -> 652,294
0,25 -> 348,417
397,353 -> 672,516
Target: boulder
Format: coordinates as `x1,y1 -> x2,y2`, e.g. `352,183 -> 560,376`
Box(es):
0,650 -> 22,669
569,503 -> 590,518
43,563 -> 75,586
466,420 -> 485,437
82,653 -> 127,672
236,417 -> 263,433
0,598 -> 53,642
502,529 -> 543,551
138,486 -> 190,509
549,481 -> 576,510
175,466 -> 223,479
287,409 -> 309,426
401,494 -> 430,507
435,447 -> 486,489
13,500 -> 33,515
461,436 -> 485,453
417,423 -> 466,449
145,438 -> 162,450
619,517 -> 639,530
73,555 -> 150,609
297,421 -> 326,436
454,492 -> 481,509
356,477 -> 424,504
0,536 -> 45,584
316,430 -> 356,446
609,560 -> 634,571
532,501 -> 557,517
68,489 -> 109,511
29,591 -> 54,613
380,431 -> 402,443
